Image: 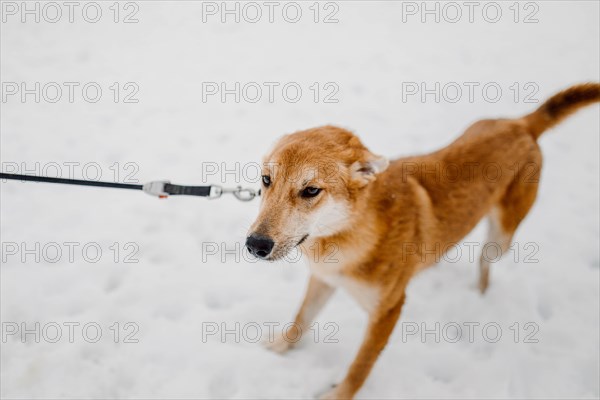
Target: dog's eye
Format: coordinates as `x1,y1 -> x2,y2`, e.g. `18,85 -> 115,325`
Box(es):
301,187 -> 322,198
262,175 -> 271,187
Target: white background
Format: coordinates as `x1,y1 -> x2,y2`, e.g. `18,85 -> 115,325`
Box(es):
1,1 -> 599,398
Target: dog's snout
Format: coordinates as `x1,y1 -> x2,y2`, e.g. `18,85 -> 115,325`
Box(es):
245,234 -> 275,258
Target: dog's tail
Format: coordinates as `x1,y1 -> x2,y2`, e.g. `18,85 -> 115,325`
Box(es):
523,83 -> 600,139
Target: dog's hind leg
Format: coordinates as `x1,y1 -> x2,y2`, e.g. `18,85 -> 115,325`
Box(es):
479,154 -> 541,294
478,207 -> 513,294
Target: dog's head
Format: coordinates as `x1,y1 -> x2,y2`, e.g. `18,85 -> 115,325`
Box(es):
246,126 -> 388,260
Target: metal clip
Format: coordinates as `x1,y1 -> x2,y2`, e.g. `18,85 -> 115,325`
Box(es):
233,187 -> 257,201
143,180 -> 170,198
209,185 -> 258,201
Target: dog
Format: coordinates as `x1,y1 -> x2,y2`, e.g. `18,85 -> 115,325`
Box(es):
246,83 -> 600,399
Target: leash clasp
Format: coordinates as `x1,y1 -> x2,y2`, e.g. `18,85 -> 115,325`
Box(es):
143,180 -> 170,198
209,185 -> 258,201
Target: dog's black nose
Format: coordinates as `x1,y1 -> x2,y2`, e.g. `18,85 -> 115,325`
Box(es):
246,234 -> 274,258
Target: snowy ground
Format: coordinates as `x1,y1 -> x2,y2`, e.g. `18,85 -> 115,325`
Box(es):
1,1 -> 599,399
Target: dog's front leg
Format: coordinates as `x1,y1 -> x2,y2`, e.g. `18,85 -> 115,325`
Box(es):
265,275 -> 335,354
320,294 -> 406,400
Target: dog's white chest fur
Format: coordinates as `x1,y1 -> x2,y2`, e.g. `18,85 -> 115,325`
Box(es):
307,252 -> 379,313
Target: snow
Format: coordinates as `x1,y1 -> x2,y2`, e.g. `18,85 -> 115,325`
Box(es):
1,1 -> 599,399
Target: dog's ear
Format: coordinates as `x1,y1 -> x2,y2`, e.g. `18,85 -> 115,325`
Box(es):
350,152 -> 389,186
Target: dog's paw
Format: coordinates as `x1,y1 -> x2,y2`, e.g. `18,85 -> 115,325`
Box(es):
317,383 -> 355,400
317,384 -> 347,400
263,335 -> 295,354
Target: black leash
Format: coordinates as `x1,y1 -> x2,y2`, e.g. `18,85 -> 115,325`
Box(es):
0,173 -> 258,201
